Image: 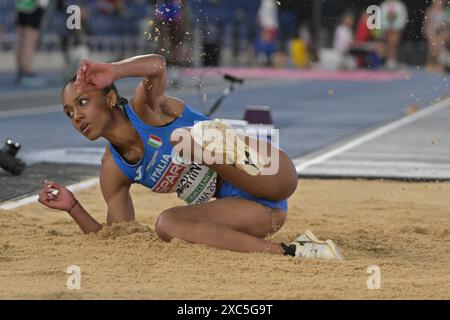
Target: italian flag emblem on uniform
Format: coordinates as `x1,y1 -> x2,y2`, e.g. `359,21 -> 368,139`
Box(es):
148,134 -> 162,148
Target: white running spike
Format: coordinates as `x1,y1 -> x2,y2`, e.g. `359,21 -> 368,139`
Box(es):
191,120 -> 268,176
291,230 -> 344,261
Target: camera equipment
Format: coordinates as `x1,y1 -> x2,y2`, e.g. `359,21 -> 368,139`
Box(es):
0,139 -> 26,175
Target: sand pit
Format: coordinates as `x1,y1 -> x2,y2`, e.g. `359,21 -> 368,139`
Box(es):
1,179 -> 449,299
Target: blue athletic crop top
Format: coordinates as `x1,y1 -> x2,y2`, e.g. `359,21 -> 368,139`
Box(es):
109,102 -> 218,205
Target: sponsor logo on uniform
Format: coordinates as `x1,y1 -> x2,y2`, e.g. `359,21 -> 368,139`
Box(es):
153,162 -> 186,193
150,154 -> 172,183
134,165 -> 143,181
146,150 -> 159,172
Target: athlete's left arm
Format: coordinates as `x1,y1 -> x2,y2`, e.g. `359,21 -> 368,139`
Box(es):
111,54 -> 167,112
75,54 -> 166,113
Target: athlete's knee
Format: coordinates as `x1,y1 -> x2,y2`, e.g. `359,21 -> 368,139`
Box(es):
258,209 -> 287,238
266,178 -> 297,201
279,159 -> 298,198
279,176 -> 298,199
270,210 -> 287,235
155,208 -> 182,242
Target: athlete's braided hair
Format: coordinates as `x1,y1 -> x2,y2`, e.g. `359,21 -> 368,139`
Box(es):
63,75 -> 128,108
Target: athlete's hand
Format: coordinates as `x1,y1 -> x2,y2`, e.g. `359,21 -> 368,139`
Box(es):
75,60 -> 115,94
38,180 -> 77,212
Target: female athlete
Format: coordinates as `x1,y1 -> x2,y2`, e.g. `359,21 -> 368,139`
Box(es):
38,54 -> 343,260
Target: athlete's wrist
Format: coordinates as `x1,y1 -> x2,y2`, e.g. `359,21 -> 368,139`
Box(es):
109,63 -> 123,82
110,54 -> 166,80
66,198 -> 79,214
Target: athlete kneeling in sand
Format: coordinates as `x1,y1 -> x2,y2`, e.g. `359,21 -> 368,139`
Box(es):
38,54 -> 343,260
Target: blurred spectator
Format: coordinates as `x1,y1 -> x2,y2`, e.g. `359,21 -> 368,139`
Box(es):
333,13 -> 353,54
201,21 -> 222,67
56,0 -> 91,80
276,0 -> 300,63
322,0 -> 347,48
298,22 -> 312,49
255,0 -> 279,66
380,0 -> 408,70
289,23 -> 312,68
96,0 -> 128,58
199,0 -> 222,67
15,0 -> 50,86
424,0 -> 448,73
299,21 -> 319,64
351,10 -> 385,69
154,0 -> 189,67
230,7 -> 246,65
332,13 -> 356,69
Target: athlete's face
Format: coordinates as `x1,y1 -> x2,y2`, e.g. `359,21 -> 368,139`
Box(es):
62,82 -> 114,141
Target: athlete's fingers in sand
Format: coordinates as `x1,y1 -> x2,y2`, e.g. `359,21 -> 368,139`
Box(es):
53,182 -> 65,189
44,185 -> 54,193
41,181 -> 60,200
40,189 -> 53,200
38,191 -> 49,204
40,191 -> 59,204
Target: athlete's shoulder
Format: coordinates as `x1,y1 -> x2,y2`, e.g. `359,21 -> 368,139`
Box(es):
160,95 -> 186,118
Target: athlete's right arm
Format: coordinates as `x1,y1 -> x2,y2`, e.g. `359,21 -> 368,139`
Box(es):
100,148 -> 135,225
38,179 -> 103,234
38,148 -> 134,234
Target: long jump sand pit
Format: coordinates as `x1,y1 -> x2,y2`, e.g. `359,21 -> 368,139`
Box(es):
1,179 -> 449,299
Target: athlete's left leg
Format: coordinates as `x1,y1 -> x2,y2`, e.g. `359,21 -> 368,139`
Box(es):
154,197 -> 287,254
171,127 -> 298,201
208,145 -> 298,201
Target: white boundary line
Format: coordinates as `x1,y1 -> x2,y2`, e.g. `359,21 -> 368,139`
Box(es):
0,178 -> 99,210
294,98 -> 450,173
